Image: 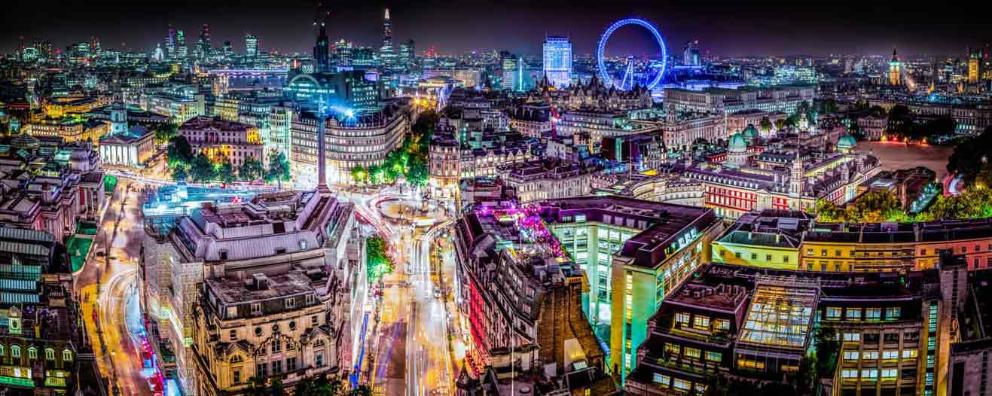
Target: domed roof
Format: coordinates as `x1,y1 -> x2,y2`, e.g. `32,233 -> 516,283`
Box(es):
837,134 -> 857,150
728,133 -> 748,152
742,124 -> 759,139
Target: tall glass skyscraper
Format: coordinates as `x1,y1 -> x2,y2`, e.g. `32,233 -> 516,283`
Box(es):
543,35 -> 572,88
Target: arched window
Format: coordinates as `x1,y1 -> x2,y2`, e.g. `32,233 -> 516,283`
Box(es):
11,345 -> 20,358
27,347 -> 36,360
0,344 -> 5,356
62,349 -> 73,362
230,355 -> 243,364
45,348 -> 55,360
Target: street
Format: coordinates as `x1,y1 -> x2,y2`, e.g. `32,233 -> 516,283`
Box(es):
76,178 -> 157,396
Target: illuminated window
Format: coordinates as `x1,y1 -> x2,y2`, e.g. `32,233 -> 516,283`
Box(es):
714,319 -> 730,331
675,312 -> 690,325
902,349 -> 918,358
826,307 -> 842,320
862,351 -> 878,360
11,345 -> 20,358
27,347 -> 36,360
843,351 -> 860,360
861,369 -> 878,380
665,343 -> 681,356
866,308 -> 881,320
693,316 -> 710,330
673,379 -> 691,391
882,350 -> 899,360
45,348 -> 54,360
845,308 -> 862,320
63,349 -> 73,361
652,373 -> 670,386
684,347 -> 701,359
705,351 -> 722,362
841,369 -> 858,379
886,307 -> 901,320
881,369 -> 898,379
843,333 -> 861,342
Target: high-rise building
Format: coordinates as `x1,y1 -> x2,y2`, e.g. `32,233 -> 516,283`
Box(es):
222,40 -> 232,57
198,24 -> 212,58
245,33 -> 258,58
313,15 -> 330,72
176,30 -> 188,59
399,39 -> 415,69
889,47 -> 902,86
382,8 -> 392,48
543,35 -> 573,88
166,26 -> 177,58
683,40 -> 701,66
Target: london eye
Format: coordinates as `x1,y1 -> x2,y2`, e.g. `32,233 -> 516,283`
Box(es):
596,18 -> 668,91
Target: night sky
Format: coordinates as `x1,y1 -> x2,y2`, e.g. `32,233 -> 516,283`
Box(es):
2,0 -> 989,57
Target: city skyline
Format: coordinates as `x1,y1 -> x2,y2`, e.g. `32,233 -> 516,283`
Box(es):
2,0 -> 991,57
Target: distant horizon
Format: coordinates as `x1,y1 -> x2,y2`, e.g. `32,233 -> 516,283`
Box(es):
2,0 -> 989,58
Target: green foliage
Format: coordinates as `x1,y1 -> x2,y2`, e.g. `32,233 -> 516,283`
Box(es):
886,104 -> 956,141
759,116 -> 773,133
813,198 -> 844,222
154,123 -> 179,145
189,153 -> 216,183
948,126 -> 992,188
239,156 -> 265,181
266,151 -> 292,184
366,236 -> 394,284
844,190 -> 903,223
218,161 -> 236,184
350,165 -> 368,184
353,110 -> 437,187
293,375 -> 344,396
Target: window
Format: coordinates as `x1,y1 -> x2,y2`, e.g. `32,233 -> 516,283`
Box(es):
882,350 -> 899,360
285,297 -> 296,309
315,353 -> 324,367
665,343 -> 681,356
693,316 -> 710,330
684,347 -> 701,359
653,373 -> 671,386
714,319 -> 730,331
272,360 -> 283,374
675,312 -> 690,325
11,345 -> 20,358
256,363 -> 268,377
846,308 -> 862,320
45,348 -> 54,360
902,349 -> 918,358
866,308 -> 881,320
62,349 -> 72,361
233,369 -> 241,384
673,379 -> 691,391
27,347 -> 36,360
886,307 -> 901,320
272,342 -> 281,353
826,307 -> 842,320
843,333 -> 861,342
251,303 -> 262,315
255,327 -> 263,337
861,369 -> 878,380
705,351 -> 722,362
844,351 -> 860,360
841,369 -> 859,379
862,351 -> 879,360
287,357 -> 297,371
230,330 -> 238,340
882,369 -> 898,379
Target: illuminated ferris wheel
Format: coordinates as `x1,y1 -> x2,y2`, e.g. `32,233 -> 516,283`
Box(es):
596,18 -> 668,91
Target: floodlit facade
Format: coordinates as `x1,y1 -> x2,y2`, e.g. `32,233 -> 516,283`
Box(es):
542,36 -> 573,88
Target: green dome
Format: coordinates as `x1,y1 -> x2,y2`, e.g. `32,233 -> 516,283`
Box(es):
837,134 -> 857,151
742,124 -> 759,139
728,133 -> 748,152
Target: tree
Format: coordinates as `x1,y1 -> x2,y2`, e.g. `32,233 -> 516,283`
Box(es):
407,159 -> 429,187
759,116 -> 773,133
844,190 -> 902,223
154,123 -> 179,145
814,198 -> 845,222
350,165 -> 368,185
266,150 -> 291,188
774,118 -> 786,130
171,165 -> 188,182
948,125 -> 992,187
218,161 -> 236,184
366,236 -> 394,284
239,156 -> 265,181
167,135 -> 194,167
189,153 -> 216,183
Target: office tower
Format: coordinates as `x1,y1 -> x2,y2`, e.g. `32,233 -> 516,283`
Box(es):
399,39 -> 415,69
176,30 -> 188,59
197,24 -> 212,59
313,18 -> 330,72
889,47 -> 902,86
683,40 -> 701,66
222,40 -> 232,57
383,8 -> 392,48
543,35 -> 573,88
245,33 -> 258,58
166,26 -> 177,59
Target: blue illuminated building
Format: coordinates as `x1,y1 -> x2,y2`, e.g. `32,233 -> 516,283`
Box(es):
543,35 -> 573,88
285,70 -> 381,115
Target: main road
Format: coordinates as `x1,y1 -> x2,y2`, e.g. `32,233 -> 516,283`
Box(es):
76,178 -> 158,396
